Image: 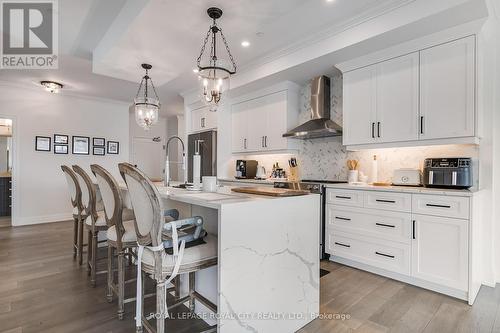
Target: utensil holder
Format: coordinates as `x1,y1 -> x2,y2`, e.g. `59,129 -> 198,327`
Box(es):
348,170 -> 359,184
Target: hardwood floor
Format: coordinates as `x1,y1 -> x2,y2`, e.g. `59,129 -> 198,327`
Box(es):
299,260 -> 500,333
1,221 -> 500,333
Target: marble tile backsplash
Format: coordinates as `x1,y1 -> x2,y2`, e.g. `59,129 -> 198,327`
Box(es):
229,74 -> 479,183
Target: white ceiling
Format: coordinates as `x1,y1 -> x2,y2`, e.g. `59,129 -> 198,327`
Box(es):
0,0 -> 487,116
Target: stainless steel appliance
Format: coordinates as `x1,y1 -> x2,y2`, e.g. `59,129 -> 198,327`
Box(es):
187,130 -> 217,183
235,160 -> 257,179
283,75 -> 343,139
274,179 -> 347,259
423,158 -> 472,189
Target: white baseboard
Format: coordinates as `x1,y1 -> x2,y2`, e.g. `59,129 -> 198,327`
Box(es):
13,213 -> 73,226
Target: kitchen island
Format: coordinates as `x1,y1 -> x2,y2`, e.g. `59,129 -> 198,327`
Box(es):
142,184 -> 320,332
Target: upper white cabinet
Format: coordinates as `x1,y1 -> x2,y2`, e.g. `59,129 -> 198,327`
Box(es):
420,36 -> 475,140
343,66 -> 376,145
191,106 -> 217,133
341,36 -> 476,148
230,84 -> 298,153
376,53 -> 419,143
343,53 -> 419,146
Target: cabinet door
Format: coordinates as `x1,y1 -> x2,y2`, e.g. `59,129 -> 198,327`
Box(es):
203,108 -> 217,129
246,98 -> 267,152
420,36 -> 475,139
263,91 -> 288,151
343,65 -> 377,145
231,104 -> 248,153
376,53 -> 419,143
191,108 -> 203,132
411,214 -> 468,291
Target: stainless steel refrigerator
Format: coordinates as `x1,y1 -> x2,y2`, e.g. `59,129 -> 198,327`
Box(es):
187,130 -> 217,183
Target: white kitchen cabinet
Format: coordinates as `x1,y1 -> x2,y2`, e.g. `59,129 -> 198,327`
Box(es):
341,36 -> 477,149
231,102 -> 249,152
419,36 -> 475,140
230,85 -> 298,153
325,187 -> 476,302
343,66 -> 376,145
343,53 -> 419,146
191,106 -> 217,133
376,53 -> 419,143
411,214 -> 468,291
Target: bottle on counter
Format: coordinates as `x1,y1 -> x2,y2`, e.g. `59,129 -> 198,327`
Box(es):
371,155 -> 378,184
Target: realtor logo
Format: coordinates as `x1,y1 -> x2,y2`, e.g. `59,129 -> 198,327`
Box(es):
1,0 -> 58,69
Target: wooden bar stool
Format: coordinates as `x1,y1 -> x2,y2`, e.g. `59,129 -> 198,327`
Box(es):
73,165 -> 107,286
91,164 -> 136,319
61,165 -> 86,264
119,162 -> 218,333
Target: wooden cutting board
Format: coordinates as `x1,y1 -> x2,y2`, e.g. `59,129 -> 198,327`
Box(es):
231,187 -> 310,197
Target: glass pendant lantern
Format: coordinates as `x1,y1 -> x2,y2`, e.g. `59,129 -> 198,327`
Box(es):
196,7 -> 237,111
134,63 -> 160,130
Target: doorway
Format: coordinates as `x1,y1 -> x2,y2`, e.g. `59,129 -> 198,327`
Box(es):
131,136 -> 165,181
0,118 -> 13,227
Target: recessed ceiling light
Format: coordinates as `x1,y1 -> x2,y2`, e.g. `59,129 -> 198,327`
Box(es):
241,41 -> 250,47
40,80 -> 63,93
326,0 -> 335,2
193,68 -> 199,73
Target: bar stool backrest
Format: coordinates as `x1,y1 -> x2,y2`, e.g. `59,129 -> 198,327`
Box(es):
73,165 -> 98,222
91,164 -> 126,247
118,162 -> 163,248
61,165 -> 82,212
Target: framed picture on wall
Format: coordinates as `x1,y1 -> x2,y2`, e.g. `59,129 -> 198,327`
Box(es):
93,147 -> 105,156
54,134 -> 68,145
93,137 -> 105,147
107,141 -> 119,154
72,136 -> 90,155
35,136 -> 51,152
54,144 -> 68,154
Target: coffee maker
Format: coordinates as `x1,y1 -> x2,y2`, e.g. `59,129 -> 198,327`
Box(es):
235,160 -> 258,179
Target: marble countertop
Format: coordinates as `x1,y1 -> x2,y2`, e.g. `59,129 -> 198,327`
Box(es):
155,182 -> 317,209
324,183 -> 476,197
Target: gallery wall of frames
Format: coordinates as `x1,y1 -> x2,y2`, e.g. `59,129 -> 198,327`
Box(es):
35,134 -> 119,156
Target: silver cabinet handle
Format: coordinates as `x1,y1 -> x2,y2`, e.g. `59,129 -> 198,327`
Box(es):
244,138 -> 247,150
264,136 -> 268,147
377,122 -> 381,138
334,242 -> 350,248
420,116 -> 424,134
335,216 -> 351,221
371,122 -> 375,138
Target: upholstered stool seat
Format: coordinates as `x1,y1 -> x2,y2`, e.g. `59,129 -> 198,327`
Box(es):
107,220 -> 137,243
141,234 -> 218,274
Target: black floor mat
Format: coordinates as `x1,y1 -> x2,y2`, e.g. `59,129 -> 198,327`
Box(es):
320,268 -> 330,278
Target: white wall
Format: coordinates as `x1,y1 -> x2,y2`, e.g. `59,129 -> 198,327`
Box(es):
0,84 -> 130,226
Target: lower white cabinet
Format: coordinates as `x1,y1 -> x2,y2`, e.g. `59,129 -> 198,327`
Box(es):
326,187 -> 473,301
411,214 -> 468,291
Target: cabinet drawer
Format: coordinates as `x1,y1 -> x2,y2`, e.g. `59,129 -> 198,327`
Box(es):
412,194 -> 470,219
327,231 -> 410,275
364,191 -> 411,212
326,189 -> 364,207
326,205 -> 411,244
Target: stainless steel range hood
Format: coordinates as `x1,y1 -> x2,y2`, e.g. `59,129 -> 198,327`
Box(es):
283,75 -> 342,139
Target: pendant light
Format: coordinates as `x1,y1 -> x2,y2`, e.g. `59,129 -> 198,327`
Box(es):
196,7 -> 237,111
134,63 -> 160,130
